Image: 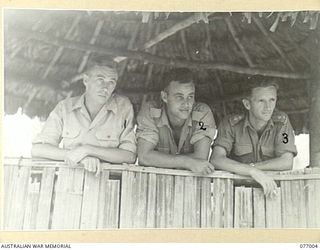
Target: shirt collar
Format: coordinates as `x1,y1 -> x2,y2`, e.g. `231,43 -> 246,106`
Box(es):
70,94 -> 118,114
156,105 -> 192,128
243,112 -> 274,132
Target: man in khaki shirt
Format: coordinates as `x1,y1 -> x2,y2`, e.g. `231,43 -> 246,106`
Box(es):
32,65 -> 136,175
210,77 -> 297,197
137,68 -> 216,174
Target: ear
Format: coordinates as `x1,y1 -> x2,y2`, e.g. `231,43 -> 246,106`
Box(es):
242,98 -> 250,111
83,74 -> 89,87
161,91 -> 168,103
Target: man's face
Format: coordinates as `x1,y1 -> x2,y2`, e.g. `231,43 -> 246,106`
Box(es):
161,81 -> 195,121
84,70 -> 117,104
244,86 -> 277,123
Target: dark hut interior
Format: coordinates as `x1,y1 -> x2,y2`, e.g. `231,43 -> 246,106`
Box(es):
4,10 -> 320,135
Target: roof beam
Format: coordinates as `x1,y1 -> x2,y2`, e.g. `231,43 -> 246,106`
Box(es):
252,16 -> 295,71
225,17 -> 255,67
77,19 -> 105,73
17,27 -> 310,80
41,15 -> 81,79
142,13 -> 211,50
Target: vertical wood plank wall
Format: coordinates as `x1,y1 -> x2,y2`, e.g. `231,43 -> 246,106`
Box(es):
3,159 -> 320,230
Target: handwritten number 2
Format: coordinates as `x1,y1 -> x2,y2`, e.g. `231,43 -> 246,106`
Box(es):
282,133 -> 288,144
199,121 -> 206,131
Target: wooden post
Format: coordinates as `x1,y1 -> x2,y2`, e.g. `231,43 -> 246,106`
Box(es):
310,74 -> 320,168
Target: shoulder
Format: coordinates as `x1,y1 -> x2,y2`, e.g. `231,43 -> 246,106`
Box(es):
58,96 -> 81,112
272,110 -> 289,124
227,114 -> 245,126
192,102 -> 213,120
138,100 -> 162,119
193,102 -> 212,113
113,94 -> 133,107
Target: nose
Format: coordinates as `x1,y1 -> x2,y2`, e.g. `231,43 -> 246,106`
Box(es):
182,99 -> 192,109
265,101 -> 272,111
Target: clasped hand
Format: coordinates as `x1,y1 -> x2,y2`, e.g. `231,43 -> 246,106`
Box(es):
64,146 -> 102,176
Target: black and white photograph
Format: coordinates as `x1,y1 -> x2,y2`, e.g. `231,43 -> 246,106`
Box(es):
2,9 -> 320,231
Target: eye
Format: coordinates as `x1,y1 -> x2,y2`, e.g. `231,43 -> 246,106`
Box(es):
177,96 -> 183,100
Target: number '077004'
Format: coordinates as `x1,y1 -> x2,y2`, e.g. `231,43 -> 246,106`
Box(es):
300,244 -> 318,248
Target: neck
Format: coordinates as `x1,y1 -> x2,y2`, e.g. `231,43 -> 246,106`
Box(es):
166,107 -> 185,128
248,113 -> 268,133
84,94 -> 107,119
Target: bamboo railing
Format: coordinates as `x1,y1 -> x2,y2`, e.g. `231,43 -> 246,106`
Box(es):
3,157 -> 320,230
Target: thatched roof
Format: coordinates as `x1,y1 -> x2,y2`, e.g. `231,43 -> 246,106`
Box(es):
4,9 -> 320,134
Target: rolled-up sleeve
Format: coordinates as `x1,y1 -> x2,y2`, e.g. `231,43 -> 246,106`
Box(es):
118,101 -> 137,153
190,103 -> 216,144
275,117 -> 297,157
213,117 -> 234,155
136,103 -> 159,146
32,102 -> 64,146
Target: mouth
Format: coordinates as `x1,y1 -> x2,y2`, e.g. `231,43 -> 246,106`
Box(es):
179,109 -> 191,113
97,89 -> 109,97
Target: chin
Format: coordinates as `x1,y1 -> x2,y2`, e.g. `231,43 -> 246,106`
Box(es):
261,115 -> 272,122
178,112 -> 190,120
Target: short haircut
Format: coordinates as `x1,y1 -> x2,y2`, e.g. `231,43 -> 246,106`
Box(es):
163,68 -> 195,92
245,76 -> 279,99
85,65 -> 118,81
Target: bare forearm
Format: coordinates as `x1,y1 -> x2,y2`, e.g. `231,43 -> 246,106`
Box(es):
186,152 -> 208,160
139,150 -> 192,170
210,156 -> 253,176
254,154 -> 293,171
86,145 -> 136,164
31,144 -> 67,161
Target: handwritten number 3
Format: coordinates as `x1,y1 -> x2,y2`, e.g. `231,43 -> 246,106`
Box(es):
282,133 -> 288,144
199,121 -> 206,131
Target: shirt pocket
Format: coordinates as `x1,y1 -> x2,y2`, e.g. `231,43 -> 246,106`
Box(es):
62,127 -> 81,149
261,145 -> 275,160
95,130 -> 120,148
234,143 -> 253,156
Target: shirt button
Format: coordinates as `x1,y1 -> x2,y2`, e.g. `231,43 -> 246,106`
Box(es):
107,135 -> 110,138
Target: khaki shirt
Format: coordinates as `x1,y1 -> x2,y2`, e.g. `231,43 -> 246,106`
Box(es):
136,101 -> 216,155
214,110 -> 297,164
33,94 -> 136,153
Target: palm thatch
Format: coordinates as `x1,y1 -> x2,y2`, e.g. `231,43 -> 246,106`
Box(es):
4,10 -> 320,134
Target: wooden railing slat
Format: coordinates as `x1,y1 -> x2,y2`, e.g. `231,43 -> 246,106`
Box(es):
97,171 -> 110,229
36,167 -> 56,229
104,180 -> 120,228
51,168 -> 85,229
119,171 -> 134,228
281,180 -> 307,228
305,179 -> 320,228
23,180 -> 40,230
4,165 -> 20,229
172,176 -> 184,228
253,188 -> 266,228
183,176 -> 199,228
134,172 -> 148,228
200,178 -> 212,228
80,171 -> 101,229
6,166 -> 31,230
146,173 -> 157,228
265,187 -> 282,228
224,179 -> 234,228
234,186 -> 253,228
